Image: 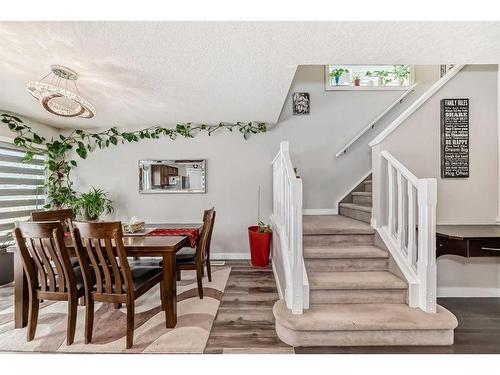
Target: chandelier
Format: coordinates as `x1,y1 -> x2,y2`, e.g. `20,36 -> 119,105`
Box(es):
26,65 -> 95,119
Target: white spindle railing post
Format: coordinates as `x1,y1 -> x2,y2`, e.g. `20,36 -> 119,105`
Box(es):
407,183 -> 417,267
396,171 -> 404,250
417,178 -> 437,313
387,163 -> 396,234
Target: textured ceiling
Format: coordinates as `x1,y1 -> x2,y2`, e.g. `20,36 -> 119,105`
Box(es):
0,21 -> 498,129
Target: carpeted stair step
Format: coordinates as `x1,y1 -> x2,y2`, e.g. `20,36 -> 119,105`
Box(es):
351,191 -> 372,206
303,215 -> 375,246
273,300 -> 458,346
304,245 -> 389,272
339,203 -> 372,223
363,180 -> 372,192
308,271 -> 407,305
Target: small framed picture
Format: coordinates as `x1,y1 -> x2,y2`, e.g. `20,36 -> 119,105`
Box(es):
292,92 -> 310,115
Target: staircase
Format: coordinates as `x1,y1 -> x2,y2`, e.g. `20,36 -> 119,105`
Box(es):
273,177 -> 458,347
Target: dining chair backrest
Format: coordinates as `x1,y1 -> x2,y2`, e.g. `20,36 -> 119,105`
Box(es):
72,221 -> 132,296
31,208 -> 74,232
198,207 -> 215,260
14,221 -> 76,294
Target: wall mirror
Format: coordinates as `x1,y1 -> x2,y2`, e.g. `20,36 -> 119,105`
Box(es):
139,159 -> 206,193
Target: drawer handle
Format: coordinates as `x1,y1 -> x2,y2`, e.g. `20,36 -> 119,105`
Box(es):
481,247 -> 500,252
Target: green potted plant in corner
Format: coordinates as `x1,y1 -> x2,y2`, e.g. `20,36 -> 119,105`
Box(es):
329,67 -> 349,86
73,186 -> 114,221
352,72 -> 361,86
0,232 -> 14,286
248,186 -> 272,267
393,65 -> 410,86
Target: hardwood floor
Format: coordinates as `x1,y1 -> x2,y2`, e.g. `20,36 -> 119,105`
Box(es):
204,261 -> 293,354
2,261 -> 500,354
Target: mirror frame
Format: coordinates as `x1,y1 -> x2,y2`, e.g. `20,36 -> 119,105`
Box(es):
139,159 -> 207,194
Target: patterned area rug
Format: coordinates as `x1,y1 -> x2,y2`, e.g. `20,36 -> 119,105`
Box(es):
0,267 -> 231,353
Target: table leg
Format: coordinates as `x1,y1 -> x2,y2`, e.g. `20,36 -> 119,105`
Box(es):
14,250 -> 28,328
163,252 -> 177,328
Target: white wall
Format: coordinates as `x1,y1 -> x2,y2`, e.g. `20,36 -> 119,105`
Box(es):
373,65 -> 500,297
70,65 -> 436,258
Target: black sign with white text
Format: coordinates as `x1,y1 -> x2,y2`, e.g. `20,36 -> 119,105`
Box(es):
441,98 -> 469,178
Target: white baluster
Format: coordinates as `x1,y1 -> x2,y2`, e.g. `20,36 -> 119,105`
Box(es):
407,183 -> 417,269
387,162 -> 395,235
396,171 -> 405,251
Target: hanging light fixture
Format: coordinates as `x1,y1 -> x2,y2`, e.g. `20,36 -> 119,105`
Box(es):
26,65 -> 96,119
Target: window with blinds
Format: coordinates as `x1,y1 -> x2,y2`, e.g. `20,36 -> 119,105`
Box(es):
0,141 -> 46,245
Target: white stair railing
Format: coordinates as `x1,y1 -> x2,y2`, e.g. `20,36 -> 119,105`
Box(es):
373,150 -> 437,313
270,141 -> 309,314
336,83 -> 417,157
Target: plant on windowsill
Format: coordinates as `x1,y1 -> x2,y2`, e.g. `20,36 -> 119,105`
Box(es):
366,70 -> 391,86
73,186 -> 114,221
329,67 -> 349,86
352,73 -> 361,86
393,65 -> 411,86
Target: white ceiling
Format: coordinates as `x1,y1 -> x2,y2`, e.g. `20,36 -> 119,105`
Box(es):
0,21 -> 498,129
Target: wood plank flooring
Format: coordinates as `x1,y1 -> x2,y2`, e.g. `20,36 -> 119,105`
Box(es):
204,261 -> 293,354
2,260 -> 500,354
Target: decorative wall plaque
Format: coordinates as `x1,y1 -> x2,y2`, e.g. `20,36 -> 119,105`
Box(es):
441,98 -> 469,178
292,92 -> 310,115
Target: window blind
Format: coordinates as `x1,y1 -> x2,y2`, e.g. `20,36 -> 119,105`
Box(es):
0,141 -> 46,244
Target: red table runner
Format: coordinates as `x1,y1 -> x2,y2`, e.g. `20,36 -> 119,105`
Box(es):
148,228 -> 199,248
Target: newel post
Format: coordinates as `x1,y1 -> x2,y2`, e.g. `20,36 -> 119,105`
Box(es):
417,178 -> 437,313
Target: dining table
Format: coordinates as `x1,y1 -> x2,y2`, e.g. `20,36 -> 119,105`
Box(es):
14,223 -> 202,330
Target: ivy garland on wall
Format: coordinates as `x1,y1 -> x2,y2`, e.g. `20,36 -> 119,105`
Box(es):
1,113 -> 267,208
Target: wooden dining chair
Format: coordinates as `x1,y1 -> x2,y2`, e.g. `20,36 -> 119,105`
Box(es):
176,207 -> 216,299
72,221 -> 167,349
13,221 -> 85,345
31,209 -> 78,266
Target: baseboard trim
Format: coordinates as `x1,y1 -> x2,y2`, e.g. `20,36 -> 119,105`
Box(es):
302,209 -> 338,215
211,252 -> 250,260
438,287 -> 500,298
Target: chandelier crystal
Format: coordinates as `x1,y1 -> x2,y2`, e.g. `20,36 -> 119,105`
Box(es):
26,65 -> 95,119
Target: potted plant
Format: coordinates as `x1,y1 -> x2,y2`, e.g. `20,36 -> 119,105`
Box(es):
73,186 -> 113,221
248,186 -> 272,267
393,65 -> 410,86
248,221 -> 272,268
329,67 -> 349,86
367,70 -> 390,86
0,232 -> 14,285
352,72 -> 361,86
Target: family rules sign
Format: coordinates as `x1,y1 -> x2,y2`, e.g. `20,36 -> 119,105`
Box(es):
441,98 -> 469,178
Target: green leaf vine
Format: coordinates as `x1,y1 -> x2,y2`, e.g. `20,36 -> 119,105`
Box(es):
1,113 -> 267,208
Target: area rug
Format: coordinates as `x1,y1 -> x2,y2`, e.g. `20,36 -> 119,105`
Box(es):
0,267 -> 231,353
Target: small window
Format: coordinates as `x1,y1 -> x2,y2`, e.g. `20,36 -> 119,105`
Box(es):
325,65 -> 414,91
0,141 -> 46,246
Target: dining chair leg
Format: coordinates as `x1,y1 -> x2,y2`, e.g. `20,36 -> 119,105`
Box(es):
84,294 -> 94,344
176,270 -> 181,281
126,302 -> 135,349
114,303 -> 122,309
206,259 -> 212,282
27,295 -> 39,341
67,293 -> 78,345
160,281 -> 166,311
196,264 -> 204,299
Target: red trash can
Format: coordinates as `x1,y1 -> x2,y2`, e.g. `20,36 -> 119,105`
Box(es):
248,226 -> 272,268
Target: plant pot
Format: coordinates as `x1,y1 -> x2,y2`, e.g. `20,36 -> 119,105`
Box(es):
82,209 -> 99,221
0,250 -> 14,286
334,76 -> 340,85
354,79 -> 361,86
248,226 -> 272,268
